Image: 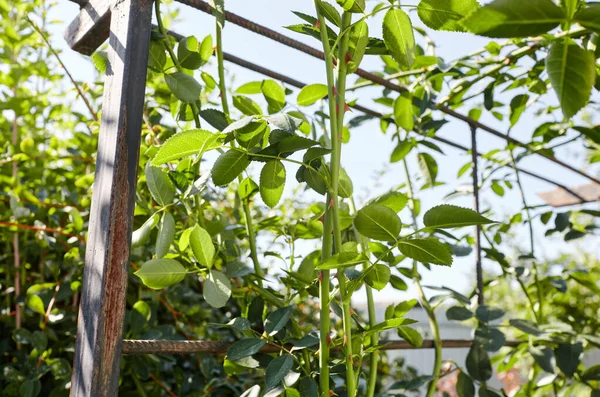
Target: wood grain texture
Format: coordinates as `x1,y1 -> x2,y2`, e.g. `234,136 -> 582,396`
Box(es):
70,0 -> 153,395
64,0 -> 111,55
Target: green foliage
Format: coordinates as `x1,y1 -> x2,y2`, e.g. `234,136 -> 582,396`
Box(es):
135,259 -> 187,289
165,72 -> 202,102
212,149 -> 250,186
382,8 -> 415,69
417,0 -> 479,32
4,1 -> 600,396
259,160 -> 286,208
398,238 -> 453,266
297,84 -> 328,106
546,39 -> 596,118
461,0 -> 565,38
354,204 -> 402,241
152,129 -> 223,165
423,205 -> 495,229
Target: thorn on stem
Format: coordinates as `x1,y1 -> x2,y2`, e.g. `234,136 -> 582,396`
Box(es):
345,51 -> 352,64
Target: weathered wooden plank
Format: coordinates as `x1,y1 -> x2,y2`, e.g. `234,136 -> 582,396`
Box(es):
70,0 -> 153,395
64,0 -> 111,55
538,183 -> 600,207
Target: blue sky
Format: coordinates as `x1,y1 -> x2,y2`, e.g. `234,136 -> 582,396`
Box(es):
47,1 -> 599,303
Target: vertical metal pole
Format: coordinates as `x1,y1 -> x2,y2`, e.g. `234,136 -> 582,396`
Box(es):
70,0 -> 153,395
470,124 -> 484,306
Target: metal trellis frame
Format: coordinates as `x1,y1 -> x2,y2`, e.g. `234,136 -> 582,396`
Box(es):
62,0 -> 597,395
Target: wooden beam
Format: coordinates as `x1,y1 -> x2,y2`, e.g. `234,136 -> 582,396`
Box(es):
64,0 -> 111,55
70,0 -> 153,395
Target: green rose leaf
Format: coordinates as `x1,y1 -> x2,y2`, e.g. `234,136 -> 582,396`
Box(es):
574,4 -> 600,34
417,0 -> 480,32
398,238 -> 453,266
382,8 -> 416,69
152,129 -> 223,166
546,39 -> 596,119
233,95 -> 263,116
364,264 -> 391,291
265,306 -> 293,336
190,224 -> 215,268
390,140 -> 414,163
318,1 -> 341,26
371,191 -> 408,213
297,84 -> 329,106
394,91 -> 414,131
260,160 -> 286,208
446,306 -> 473,321
132,213 -> 160,248
145,163 -> 175,206
461,0 -> 566,38
347,19 -> 369,73
475,305 -> 505,322
199,109 -> 229,131
418,152 -> 438,186
227,338 -> 266,361
165,72 -> 202,102
261,79 -> 286,114
26,294 -> 45,315
238,177 -> 259,200
316,251 -> 368,270
265,354 -> 294,390
177,36 -> 202,70
212,149 -> 250,186
135,259 -> 187,290
204,270 -> 231,308
509,318 -> 543,335
155,212 -> 175,258
456,372 -> 475,397
365,318 -> 416,338
466,343 -> 492,381
555,342 -> 583,378
423,204 -> 495,229
354,204 -> 402,241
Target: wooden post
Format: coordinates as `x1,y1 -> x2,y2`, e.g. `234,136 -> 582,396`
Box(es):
68,0 -> 153,395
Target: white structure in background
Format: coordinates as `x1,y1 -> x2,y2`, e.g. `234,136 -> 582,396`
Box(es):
355,302 -> 600,396
354,302 -> 506,394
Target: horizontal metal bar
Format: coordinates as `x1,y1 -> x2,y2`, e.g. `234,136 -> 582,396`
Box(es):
121,339 -> 522,354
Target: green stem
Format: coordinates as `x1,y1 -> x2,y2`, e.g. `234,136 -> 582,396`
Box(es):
212,13 -> 262,283
215,24 -> 230,119
349,198 -> 378,397
401,156 -> 441,397
155,0 -> 201,129
481,230 -> 540,323
315,1 -> 339,395
332,12 -> 356,397
508,149 -> 543,323
242,199 -> 263,281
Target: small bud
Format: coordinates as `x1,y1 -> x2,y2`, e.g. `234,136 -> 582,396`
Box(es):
326,333 -> 333,345
345,51 -> 352,64
332,86 -> 339,96
344,103 -> 351,112
314,20 -> 321,29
